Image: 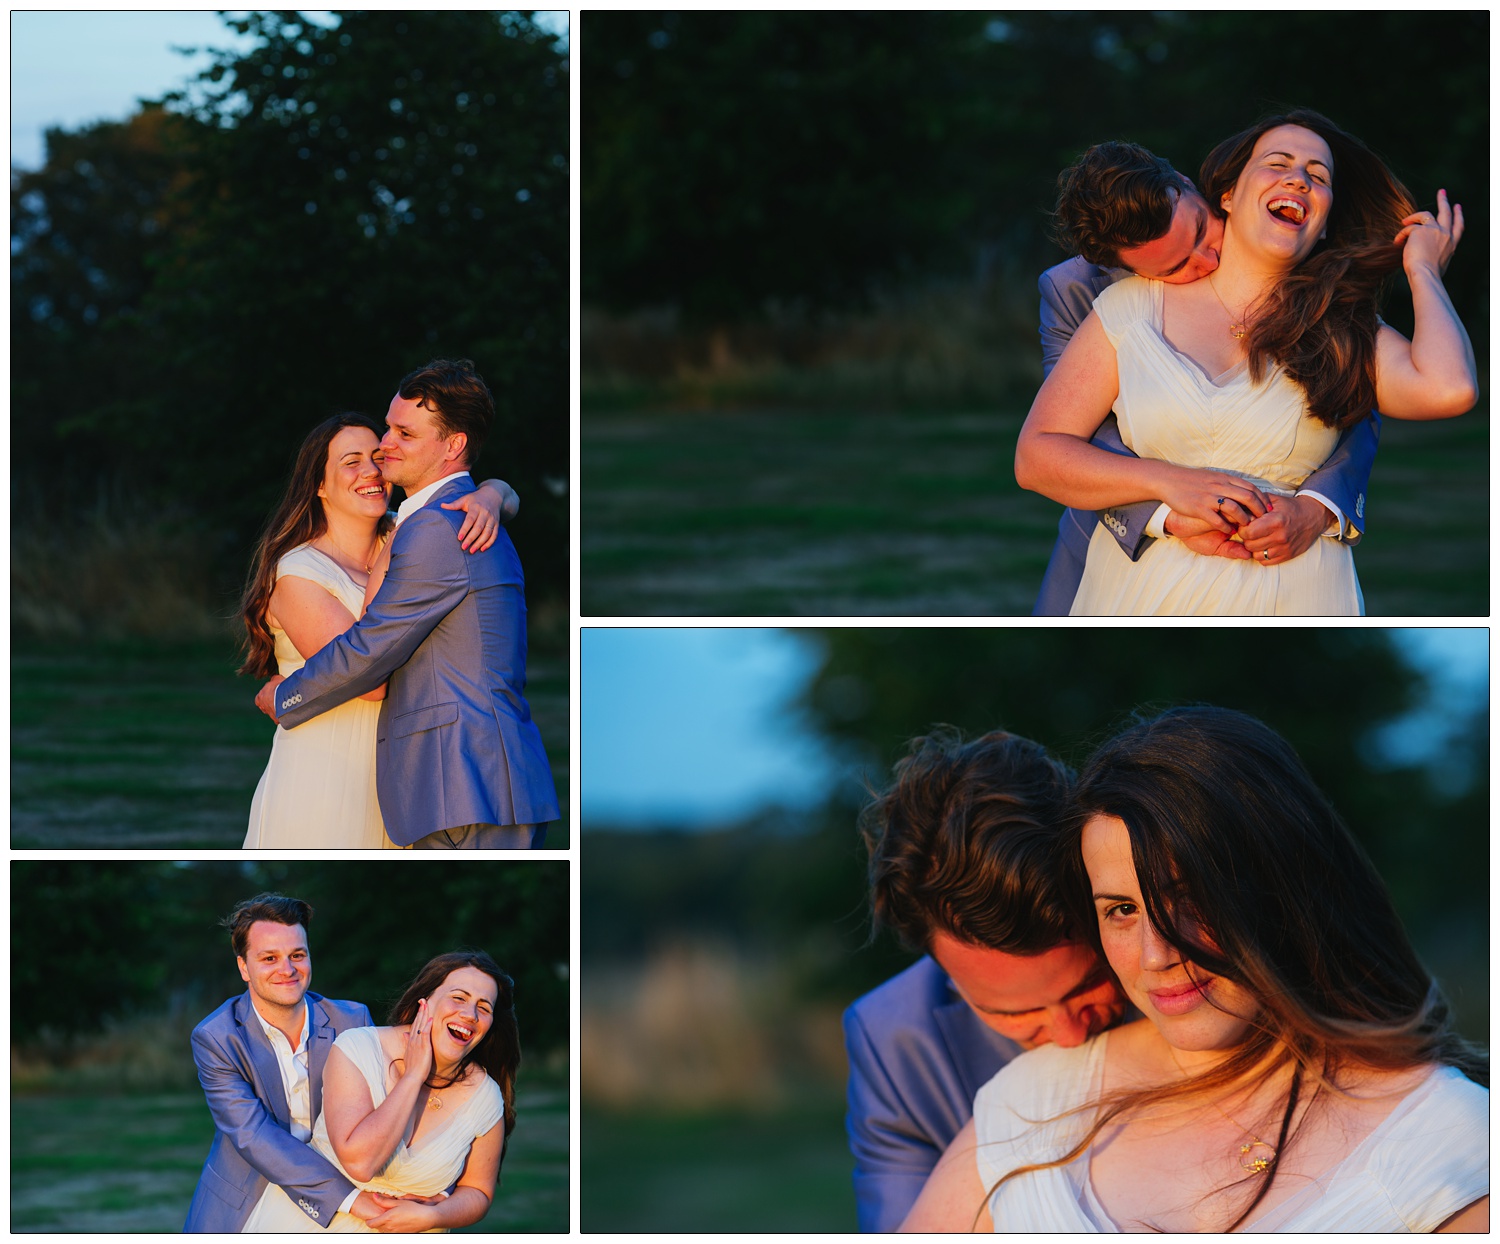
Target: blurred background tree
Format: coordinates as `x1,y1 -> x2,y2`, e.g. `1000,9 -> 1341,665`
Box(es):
12,859 -> 568,1059
584,11 -> 1485,334
581,628 -> 1487,1229
13,10 -> 568,640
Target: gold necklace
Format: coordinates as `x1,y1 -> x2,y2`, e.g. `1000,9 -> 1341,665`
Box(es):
1205,1095 -> 1278,1175
1205,272 -> 1251,341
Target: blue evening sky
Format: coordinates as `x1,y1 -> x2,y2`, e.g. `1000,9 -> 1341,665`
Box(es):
11,10 -> 568,172
582,627 -> 1487,829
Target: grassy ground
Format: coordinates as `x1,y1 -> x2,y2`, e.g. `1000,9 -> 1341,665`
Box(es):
10,1083 -> 569,1233
10,640 -> 570,849
580,403 -> 1488,617
582,1103 -> 854,1232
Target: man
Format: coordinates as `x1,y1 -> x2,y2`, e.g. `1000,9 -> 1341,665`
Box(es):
1031,140 -> 1380,615
185,893 -> 386,1232
843,729 -> 1128,1232
257,358 -> 559,849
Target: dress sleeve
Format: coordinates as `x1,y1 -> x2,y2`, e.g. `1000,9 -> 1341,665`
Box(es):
1090,276 -> 1150,350
472,1076 -> 506,1139
275,546 -> 345,595
971,1042 -> 1094,1192
1368,1070 -> 1489,1232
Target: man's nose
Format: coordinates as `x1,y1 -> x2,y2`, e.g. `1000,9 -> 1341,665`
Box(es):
1046,1006 -> 1092,1048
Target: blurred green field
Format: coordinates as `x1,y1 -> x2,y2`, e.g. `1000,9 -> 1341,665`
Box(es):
580,404 -> 1488,617
10,641 -> 571,848
10,1084 -> 569,1234
582,1104 -> 854,1233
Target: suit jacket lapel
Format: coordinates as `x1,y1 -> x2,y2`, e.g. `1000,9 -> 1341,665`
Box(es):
306,994 -> 337,1122
234,991 -> 292,1127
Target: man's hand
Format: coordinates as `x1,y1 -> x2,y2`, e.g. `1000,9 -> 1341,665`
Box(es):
1238,495 -> 1334,566
349,1191 -> 403,1221
255,675 -> 286,720
1163,511 -> 1253,560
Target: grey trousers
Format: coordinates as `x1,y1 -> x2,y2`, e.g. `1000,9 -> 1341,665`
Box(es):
410,823 -> 549,850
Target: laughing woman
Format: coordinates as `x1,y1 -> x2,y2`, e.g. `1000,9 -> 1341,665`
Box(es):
1015,110 -> 1477,615
903,707 -> 1486,1233
242,951 -> 519,1232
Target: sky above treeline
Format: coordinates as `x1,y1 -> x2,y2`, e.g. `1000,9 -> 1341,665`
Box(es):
10,10 -> 569,171
582,627 -> 1487,829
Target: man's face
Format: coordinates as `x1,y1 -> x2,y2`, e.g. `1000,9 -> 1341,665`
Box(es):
379,393 -> 462,492
929,930 -> 1126,1050
237,920 -> 311,1014
1116,185 -> 1224,284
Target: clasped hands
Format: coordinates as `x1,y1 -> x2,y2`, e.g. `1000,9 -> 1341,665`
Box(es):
1157,470 -> 1333,566
351,1188 -> 449,1233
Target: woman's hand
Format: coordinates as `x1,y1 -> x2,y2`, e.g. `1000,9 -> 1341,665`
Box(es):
1155,465 -> 1270,534
401,998 -> 436,1086
443,479 -> 518,553
365,1199 -> 442,1232
1395,189 -> 1463,278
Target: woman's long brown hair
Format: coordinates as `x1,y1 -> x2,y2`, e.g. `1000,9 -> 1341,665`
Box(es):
388,950 -> 521,1149
1200,108 -> 1417,431
237,413 -> 392,678
981,706 -> 1485,1232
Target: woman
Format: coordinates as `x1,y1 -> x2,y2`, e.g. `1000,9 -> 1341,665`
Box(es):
1016,110 -> 1477,615
903,706 -> 1487,1232
243,951 -> 518,1232
240,413 -> 513,849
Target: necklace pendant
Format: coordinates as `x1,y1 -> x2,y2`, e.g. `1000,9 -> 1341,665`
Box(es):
1238,1140 -> 1275,1175
1230,323 -> 1247,341
427,1094 -> 443,1110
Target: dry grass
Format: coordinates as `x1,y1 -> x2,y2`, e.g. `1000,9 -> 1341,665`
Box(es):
13,1010 -> 205,1094
582,277 -> 1044,412
582,942 -> 847,1110
12,481 -> 236,642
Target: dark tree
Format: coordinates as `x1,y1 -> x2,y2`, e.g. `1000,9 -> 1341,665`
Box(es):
12,11 -> 569,612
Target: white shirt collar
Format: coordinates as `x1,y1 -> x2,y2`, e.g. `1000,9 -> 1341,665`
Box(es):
251,996 -> 310,1054
395,470 -> 472,526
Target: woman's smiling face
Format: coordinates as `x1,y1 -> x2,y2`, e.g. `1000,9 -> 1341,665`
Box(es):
318,425 -> 390,522
1221,123 -> 1334,266
1081,813 -> 1257,1055
427,966 -> 499,1064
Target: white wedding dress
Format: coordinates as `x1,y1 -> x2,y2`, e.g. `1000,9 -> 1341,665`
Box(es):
1070,277 -> 1364,616
244,544 -> 398,849
974,1035 -> 1488,1231
241,1026 -> 505,1233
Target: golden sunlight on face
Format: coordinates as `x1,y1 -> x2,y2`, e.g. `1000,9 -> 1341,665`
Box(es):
929,930 -> 1127,1050
1080,814 -> 1256,1055
1221,124 -> 1334,265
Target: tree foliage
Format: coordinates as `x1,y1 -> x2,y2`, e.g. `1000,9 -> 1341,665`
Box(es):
13,860 -> 569,1052
12,11 -> 568,606
582,11 -> 1488,331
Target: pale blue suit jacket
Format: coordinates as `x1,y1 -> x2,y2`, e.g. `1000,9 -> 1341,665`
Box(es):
843,956 -> 1020,1233
1031,256 -> 1380,615
184,990 -> 372,1233
274,475 -> 560,843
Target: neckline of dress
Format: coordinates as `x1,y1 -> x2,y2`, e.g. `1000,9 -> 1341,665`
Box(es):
1080,1047 -> 1447,1233
1148,279 -> 1251,390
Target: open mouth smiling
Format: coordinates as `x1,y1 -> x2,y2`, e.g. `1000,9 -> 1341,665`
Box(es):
445,1021 -> 475,1044
1266,196 -> 1308,226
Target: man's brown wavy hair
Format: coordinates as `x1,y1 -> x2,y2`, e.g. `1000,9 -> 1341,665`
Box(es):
1052,140 -> 1192,270
860,727 -> 1077,954
1201,108 -> 1415,430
